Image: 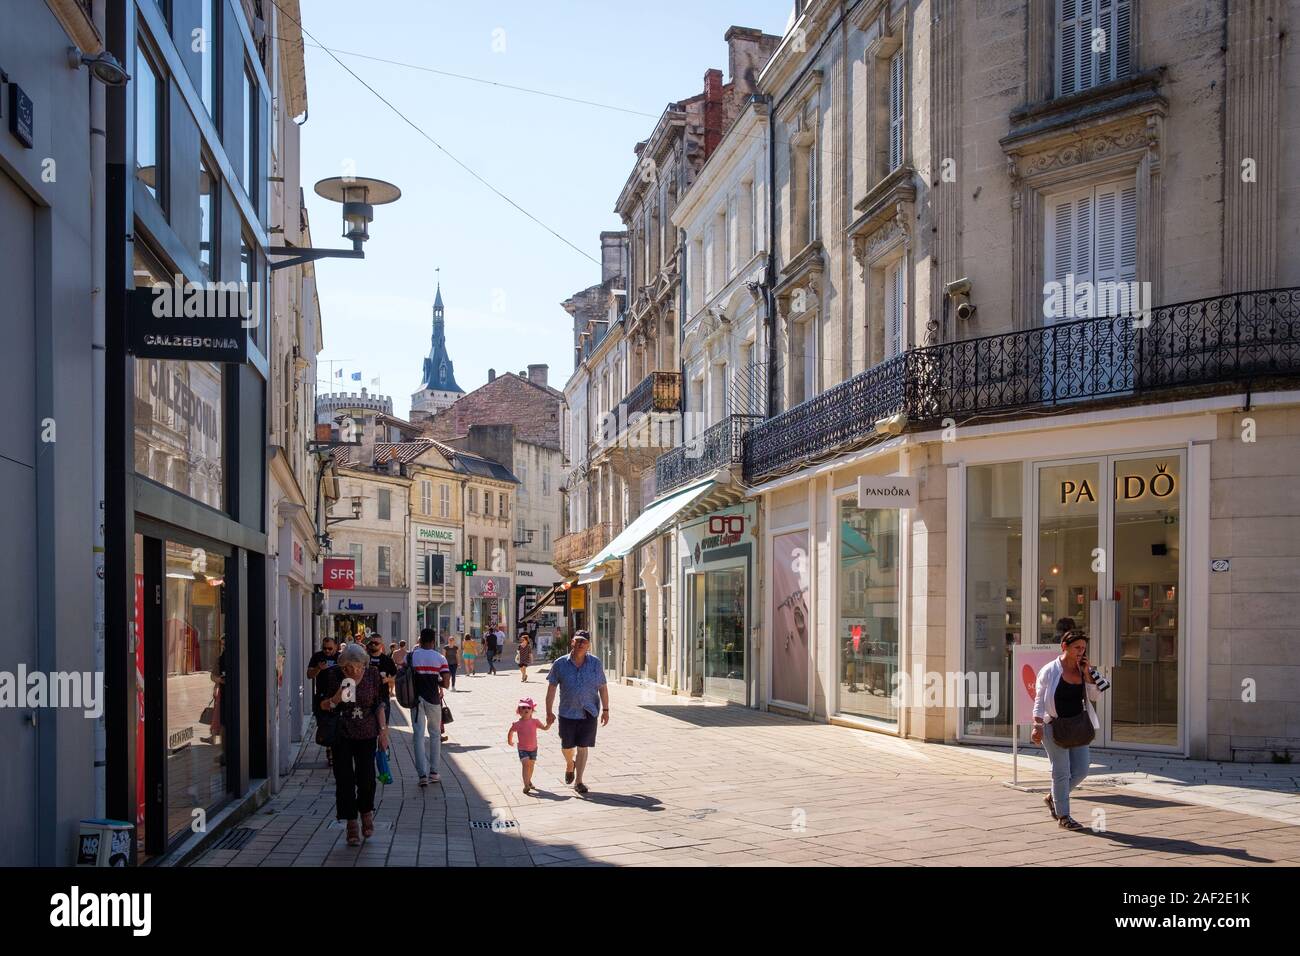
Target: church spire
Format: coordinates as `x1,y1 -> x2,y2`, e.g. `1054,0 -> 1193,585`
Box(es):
419,281 -> 463,394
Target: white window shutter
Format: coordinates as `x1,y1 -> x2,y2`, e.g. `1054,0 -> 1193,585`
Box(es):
1094,184 -> 1119,284
885,261 -> 905,357
1114,0 -> 1132,80
889,51 -> 904,171
1118,183 -> 1137,280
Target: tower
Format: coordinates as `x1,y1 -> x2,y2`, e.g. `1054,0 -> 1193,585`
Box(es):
411,282 -> 466,416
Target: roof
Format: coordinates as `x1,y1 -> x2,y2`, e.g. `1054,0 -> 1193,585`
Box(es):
426,438 -> 520,484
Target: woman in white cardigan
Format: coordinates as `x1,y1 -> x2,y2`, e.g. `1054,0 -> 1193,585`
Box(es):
1031,626 -> 1101,830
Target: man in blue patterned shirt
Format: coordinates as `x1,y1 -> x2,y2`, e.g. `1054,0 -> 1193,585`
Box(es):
545,631 -> 609,795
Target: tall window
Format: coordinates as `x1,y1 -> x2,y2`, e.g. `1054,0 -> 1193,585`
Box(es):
420,480 -> 432,515
241,64 -> 255,194
542,467 -> 550,496
467,536 -> 477,565
377,489 -> 391,521
499,493 -> 508,518
135,42 -> 164,203
377,546 -> 391,587
468,488 -> 477,513
884,260 -> 905,357
1057,0 -> 1132,97
439,483 -> 450,517
888,51 -> 905,172
542,523 -> 551,551
198,157 -> 217,278
1044,181 -> 1137,321
348,543 -> 363,583
200,0 -> 219,122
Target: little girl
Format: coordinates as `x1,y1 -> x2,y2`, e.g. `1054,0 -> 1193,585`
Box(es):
507,697 -> 551,795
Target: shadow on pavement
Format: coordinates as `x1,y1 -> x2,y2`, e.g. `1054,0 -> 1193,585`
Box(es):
575,792 -> 665,812
638,702 -> 809,728
1078,828 -> 1273,863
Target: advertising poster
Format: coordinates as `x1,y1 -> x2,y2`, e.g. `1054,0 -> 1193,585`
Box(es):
770,531 -> 810,707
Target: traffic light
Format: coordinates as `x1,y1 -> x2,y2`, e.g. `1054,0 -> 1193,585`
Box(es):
455,559 -> 477,577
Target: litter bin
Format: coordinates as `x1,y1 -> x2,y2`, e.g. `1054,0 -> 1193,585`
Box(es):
76,819 -> 134,867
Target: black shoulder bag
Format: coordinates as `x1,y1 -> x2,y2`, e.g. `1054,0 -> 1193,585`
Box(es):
1050,674 -> 1095,748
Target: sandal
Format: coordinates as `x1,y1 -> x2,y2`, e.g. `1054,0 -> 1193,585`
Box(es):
574,782 -> 589,795
565,769 -> 575,784
1044,794 -> 1058,819
345,820 -> 361,846
361,811 -> 375,838
1058,815 -> 1084,831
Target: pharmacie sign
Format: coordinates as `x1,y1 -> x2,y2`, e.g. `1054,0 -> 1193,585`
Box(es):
416,526 -> 457,544
1060,463 -> 1177,504
128,283 -> 251,363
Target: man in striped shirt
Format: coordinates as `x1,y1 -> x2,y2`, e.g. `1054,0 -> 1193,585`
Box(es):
409,628 -> 450,786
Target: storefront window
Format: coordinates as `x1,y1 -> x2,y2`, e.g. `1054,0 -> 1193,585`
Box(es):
702,569 -> 746,703
963,463 -> 1023,737
164,542 -> 227,844
132,248 -> 224,508
837,500 -> 900,723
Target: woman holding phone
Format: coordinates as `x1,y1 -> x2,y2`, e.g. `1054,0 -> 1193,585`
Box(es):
1031,626 -> 1101,831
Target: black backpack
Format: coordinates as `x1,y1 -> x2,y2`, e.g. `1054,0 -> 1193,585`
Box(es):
395,654 -> 418,709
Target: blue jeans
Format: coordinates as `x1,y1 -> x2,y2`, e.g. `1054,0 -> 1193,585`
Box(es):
411,697 -> 443,777
1040,721 -> 1091,818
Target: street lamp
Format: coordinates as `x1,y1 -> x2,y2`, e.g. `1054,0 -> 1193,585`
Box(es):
269,176 -> 401,271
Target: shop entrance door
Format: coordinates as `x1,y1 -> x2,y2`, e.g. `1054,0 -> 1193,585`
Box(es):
1032,452 -> 1183,751
595,601 -> 619,678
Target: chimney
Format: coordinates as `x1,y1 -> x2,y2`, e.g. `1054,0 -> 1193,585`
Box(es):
600,230 -> 627,284
725,26 -> 779,96
488,368 -> 496,383
527,364 -> 548,388
703,68 -> 724,160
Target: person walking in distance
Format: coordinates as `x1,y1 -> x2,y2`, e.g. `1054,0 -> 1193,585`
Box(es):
485,626 -> 500,675
517,634 -> 533,683
319,643 -> 388,846
462,634 -> 478,677
409,628 -> 450,787
544,630 -> 609,795
443,636 -> 460,691
508,697 -> 550,795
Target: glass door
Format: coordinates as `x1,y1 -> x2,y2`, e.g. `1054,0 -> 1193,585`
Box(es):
1109,453 -> 1182,748
1032,452 -> 1184,751
703,567 -> 747,704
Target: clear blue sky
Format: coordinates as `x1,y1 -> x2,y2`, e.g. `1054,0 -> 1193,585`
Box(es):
299,0 -> 793,418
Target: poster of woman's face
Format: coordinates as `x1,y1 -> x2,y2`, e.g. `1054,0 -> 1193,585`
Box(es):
772,532 -> 811,707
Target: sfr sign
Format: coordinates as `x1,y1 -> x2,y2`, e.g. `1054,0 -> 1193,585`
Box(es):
324,557 -> 356,589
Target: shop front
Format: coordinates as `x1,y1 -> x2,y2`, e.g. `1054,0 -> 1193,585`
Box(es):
679,502 -> 757,705
469,574 -> 512,638
328,589 -> 408,643
958,448 -> 1187,752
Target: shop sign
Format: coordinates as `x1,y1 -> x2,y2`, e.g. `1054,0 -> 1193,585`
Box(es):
128,288 -> 250,364
336,598 -> 365,611
857,475 -> 919,510
167,726 -> 193,751
9,82 -> 34,148
292,540 -> 304,568
569,587 -> 586,611
416,526 -> 457,544
1060,463 -> 1177,505
324,558 -> 356,589
683,504 -> 756,567
470,575 -> 510,599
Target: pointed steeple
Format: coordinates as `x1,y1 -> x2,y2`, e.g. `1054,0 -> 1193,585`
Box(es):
420,282 -> 463,393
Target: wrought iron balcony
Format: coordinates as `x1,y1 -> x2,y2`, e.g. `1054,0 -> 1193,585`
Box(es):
553,522 -> 612,571
744,287 -> 1300,481
657,414 -> 764,494
625,370 -> 682,416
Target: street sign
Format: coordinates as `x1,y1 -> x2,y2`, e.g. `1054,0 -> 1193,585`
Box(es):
324,557 -> 355,590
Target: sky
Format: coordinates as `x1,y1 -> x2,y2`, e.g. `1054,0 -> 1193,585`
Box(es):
298,0 -> 794,418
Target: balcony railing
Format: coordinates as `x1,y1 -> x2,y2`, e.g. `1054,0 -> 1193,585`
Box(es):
553,522 -> 612,570
657,414 -> 764,494
625,370 -> 682,416
745,288 -> 1300,481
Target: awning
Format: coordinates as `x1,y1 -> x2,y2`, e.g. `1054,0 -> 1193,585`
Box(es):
579,479 -> 716,573
520,580 -> 572,624
577,568 -> 606,585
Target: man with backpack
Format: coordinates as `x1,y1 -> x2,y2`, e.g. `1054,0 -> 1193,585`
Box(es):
401,628 -> 450,786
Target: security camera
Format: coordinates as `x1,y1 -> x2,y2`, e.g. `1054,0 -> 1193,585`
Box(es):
945,277 -> 975,321
874,411 -> 908,436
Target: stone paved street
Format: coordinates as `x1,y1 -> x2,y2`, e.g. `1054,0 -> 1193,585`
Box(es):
191,661 -> 1300,867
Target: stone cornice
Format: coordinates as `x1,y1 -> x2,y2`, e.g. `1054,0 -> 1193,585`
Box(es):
1002,68 -> 1167,152
776,69 -> 824,123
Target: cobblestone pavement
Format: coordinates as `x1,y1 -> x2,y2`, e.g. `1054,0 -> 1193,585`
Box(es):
190,663 -> 1300,867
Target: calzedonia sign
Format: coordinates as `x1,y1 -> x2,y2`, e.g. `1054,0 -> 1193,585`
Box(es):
128,285 -> 250,364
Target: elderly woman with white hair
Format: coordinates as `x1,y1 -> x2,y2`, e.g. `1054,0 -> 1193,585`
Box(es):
319,642 -> 389,846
